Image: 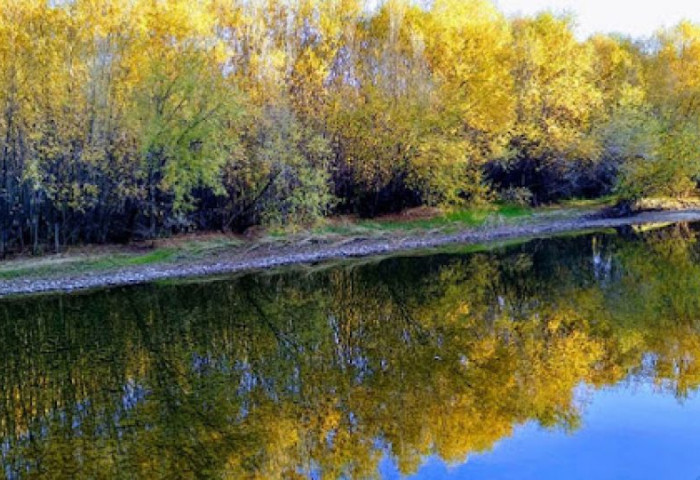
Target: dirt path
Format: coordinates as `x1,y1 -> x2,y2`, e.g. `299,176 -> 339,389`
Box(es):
2,209 -> 700,299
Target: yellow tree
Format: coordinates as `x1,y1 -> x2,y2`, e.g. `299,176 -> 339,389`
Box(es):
617,22 -> 700,200
417,0 -> 515,204
510,14 -> 602,162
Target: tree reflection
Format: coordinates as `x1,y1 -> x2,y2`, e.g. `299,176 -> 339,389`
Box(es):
3,225 -> 700,478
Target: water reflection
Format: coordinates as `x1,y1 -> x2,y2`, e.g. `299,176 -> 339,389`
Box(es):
2,223 -> 700,479
404,384 -> 700,479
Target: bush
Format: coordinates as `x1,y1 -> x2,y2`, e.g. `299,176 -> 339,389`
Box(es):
499,187 -> 534,206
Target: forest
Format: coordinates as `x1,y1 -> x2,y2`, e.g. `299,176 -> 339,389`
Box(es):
1,0 -> 700,254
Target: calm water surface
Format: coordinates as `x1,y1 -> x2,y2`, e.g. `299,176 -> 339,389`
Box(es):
3,223 -> 700,479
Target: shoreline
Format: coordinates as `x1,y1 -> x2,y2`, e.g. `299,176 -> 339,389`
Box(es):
2,208 -> 700,299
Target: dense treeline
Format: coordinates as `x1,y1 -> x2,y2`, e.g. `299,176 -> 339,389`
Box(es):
2,0 -> 700,254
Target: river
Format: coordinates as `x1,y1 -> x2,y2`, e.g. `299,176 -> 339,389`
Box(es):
2,223 -> 700,479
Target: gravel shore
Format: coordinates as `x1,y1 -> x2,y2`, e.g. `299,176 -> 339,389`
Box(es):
2,209 -> 700,298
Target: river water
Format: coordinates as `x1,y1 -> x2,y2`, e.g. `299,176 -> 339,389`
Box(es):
2,223 -> 700,479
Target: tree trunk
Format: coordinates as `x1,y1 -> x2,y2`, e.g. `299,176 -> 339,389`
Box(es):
32,216 -> 38,255
54,221 -> 60,254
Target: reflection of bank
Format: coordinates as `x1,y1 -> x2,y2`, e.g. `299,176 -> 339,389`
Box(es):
1,225 -> 700,479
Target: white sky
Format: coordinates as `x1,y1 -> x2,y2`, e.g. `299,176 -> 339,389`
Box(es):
495,0 -> 700,39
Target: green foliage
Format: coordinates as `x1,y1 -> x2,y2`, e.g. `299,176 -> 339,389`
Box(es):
131,50 -> 242,212
239,107 -> 335,227
259,131 -> 335,226
614,118 -> 700,199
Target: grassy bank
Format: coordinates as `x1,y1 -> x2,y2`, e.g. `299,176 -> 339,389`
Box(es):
0,200 -> 614,283
0,237 -> 242,281
4,202 -> 700,298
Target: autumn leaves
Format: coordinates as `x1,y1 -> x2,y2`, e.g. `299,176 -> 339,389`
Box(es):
0,0 -> 699,254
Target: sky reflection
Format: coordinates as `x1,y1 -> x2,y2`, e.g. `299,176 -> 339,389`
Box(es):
392,382 -> 700,480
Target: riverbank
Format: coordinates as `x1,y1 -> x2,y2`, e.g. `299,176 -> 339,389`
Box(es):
2,206 -> 700,298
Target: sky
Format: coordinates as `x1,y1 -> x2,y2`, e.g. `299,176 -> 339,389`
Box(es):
495,0 -> 700,39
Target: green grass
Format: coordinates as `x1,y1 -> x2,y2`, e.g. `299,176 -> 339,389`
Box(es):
315,204 -> 535,237
179,237 -> 244,255
99,248 -> 177,267
0,237 -> 245,281
557,195 -> 617,209
0,248 -> 177,280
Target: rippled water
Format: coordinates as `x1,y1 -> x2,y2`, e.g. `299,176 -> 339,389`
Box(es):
3,223 -> 700,479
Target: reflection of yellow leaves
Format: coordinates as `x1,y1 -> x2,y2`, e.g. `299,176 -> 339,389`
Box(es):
446,301 -> 470,323
618,330 -> 645,355
319,408 -> 341,442
471,338 -> 497,363
7,239 -> 700,479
